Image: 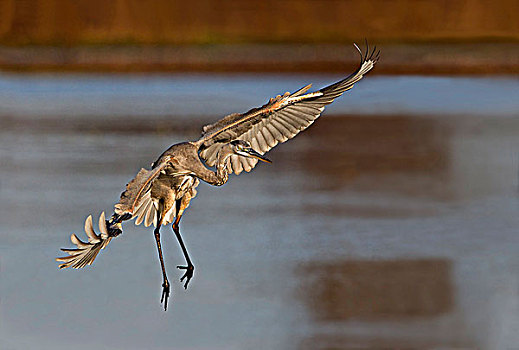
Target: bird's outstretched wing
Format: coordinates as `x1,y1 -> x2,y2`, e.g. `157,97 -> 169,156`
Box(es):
56,155 -> 195,269
55,164 -> 167,269
196,43 -> 380,175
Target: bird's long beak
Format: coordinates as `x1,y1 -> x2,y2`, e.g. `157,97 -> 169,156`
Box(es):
246,149 -> 272,163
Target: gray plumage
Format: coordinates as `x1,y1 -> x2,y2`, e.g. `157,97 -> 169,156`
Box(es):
197,43 -> 379,175
56,43 -> 379,309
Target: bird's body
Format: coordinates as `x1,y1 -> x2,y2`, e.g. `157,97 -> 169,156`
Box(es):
124,142 -> 204,229
57,43 -> 379,310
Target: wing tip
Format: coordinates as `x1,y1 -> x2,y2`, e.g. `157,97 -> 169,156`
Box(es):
56,213 -> 113,269
354,40 -> 380,65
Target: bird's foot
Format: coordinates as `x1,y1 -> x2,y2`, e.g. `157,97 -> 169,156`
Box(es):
177,264 -> 194,289
161,280 -> 170,311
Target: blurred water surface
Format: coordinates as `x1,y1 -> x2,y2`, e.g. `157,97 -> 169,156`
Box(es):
1,74 -> 518,350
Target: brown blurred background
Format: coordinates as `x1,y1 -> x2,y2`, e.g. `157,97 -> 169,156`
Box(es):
0,0 -> 518,73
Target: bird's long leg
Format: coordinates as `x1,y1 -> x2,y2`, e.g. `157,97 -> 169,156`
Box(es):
153,203 -> 170,311
172,198 -> 195,289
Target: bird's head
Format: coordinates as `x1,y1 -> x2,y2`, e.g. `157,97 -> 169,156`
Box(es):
230,140 -> 272,163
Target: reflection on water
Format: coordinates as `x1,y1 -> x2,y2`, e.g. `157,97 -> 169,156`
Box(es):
297,259 -> 456,349
1,75 -> 519,350
298,259 -> 452,321
300,116 -> 449,194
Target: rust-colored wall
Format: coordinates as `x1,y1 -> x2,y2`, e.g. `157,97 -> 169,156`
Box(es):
0,0 -> 517,45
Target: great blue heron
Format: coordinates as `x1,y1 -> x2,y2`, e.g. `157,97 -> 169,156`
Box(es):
56,43 -> 379,310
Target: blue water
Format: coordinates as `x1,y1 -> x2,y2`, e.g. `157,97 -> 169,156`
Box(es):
1,74 -> 518,349
0,73 -> 518,118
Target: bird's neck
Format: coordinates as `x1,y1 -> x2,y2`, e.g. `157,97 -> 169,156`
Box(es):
214,145 -> 234,186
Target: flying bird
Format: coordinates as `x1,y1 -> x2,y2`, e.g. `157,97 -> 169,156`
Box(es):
56,43 -> 379,310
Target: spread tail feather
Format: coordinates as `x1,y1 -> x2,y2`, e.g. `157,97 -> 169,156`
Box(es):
56,212 -> 113,269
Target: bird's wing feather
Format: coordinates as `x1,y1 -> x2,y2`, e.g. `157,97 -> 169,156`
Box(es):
114,156 -> 173,219
56,212 -> 112,269
140,173 -> 200,227
115,154 -> 200,228
197,43 -> 379,175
